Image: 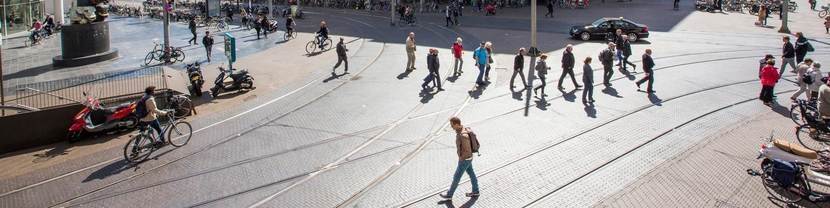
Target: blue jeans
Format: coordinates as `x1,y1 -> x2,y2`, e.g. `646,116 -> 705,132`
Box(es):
139,120 -> 164,142
447,159 -> 479,196
476,63 -> 486,83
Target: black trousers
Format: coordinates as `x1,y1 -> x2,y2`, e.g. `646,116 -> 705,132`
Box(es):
189,31 -> 197,44
622,54 -> 635,71
446,16 -> 453,26
582,82 -> 594,102
797,52 -> 807,64
760,85 -> 775,103
205,46 -> 212,61
558,67 -> 579,88
485,64 -> 492,79
334,55 -> 348,71
534,74 -> 547,95
510,68 -> 527,88
602,64 -> 614,85
636,73 -> 654,92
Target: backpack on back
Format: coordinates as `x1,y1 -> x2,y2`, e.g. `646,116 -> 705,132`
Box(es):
465,127 -> 480,155
135,96 -> 151,119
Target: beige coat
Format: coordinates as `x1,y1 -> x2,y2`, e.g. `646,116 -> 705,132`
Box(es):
140,97 -> 167,122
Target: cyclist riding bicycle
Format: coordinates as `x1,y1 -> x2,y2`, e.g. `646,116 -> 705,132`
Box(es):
316,21 -> 329,49
136,86 -> 169,147
285,16 -> 296,35
29,19 -> 43,44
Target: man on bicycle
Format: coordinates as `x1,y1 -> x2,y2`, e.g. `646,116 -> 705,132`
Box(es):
316,20 -> 329,49
137,86 -> 169,147
29,19 -> 43,44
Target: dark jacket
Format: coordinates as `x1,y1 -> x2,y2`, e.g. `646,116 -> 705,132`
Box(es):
642,53 -> 655,73
189,20 -> 196,32
317,27 -> 329,37
514,54 -> 524,70
535,60 -> 549,76
427,53 -> 439,73
783,42 -> 795,58
562,50 -> 575,69
336,41 -> 347,56
796,37 -> 810,54
583,64 -> 593,83
622,41 -> 632,56
614,34 -> 625,48
202,36 -> 214,46
599,48 -> 614,65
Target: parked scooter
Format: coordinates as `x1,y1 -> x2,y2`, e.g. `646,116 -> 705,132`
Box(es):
186,62 -> 205,97
67,92 -> 139,141
210,66 -> 254,97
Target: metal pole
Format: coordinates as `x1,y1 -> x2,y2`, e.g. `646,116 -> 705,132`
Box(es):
390,0 -> 396,25
164,1 -> 171,62
1,47 -> 4,116
525,0 -> 536,116
779,0 -> 790,34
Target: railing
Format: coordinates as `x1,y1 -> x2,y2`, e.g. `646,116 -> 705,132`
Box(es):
7,66 -> 168,111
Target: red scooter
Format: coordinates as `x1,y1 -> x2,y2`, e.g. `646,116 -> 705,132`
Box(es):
67,93 -> 139,141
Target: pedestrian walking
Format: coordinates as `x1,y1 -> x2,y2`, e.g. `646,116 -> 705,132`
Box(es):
453,5 -> 460,25
260,16 -> 269,39
439,117 -> 480,200
599,42 -> 616,86
824,17 -> 830,33
758,5 -> 768,26
202,31 -> 214,62
810,0 -> 817,10
791,58 -> 814,100
474,42 -> 488,85
636,49 -> 656,93
484,41 -> 494,81
620,35 -> 636,72
613,29 -> 624,67
807,62 -> 824,99
582,57 -> 595,103
423,48 -> 444,90
254,17 -> 263,39
406,32 -> 417,71
188,18 -> 198,45
559,44 -> 581,90
782,36 -> 796,75
533,54 -> 550,98
511,48 -> 528,90
334,37 -> 349,73
795,32 -> 814,64
545,0 -> 554,17
452,37 -> 464,76
446,6 -> 453,26
759,59 -> 781,105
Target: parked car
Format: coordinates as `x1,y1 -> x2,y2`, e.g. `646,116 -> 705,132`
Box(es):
569,17 -> 649,42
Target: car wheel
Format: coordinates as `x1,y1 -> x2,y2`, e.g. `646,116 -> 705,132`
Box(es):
580,32 -> 591,41
627,33 -> 639,42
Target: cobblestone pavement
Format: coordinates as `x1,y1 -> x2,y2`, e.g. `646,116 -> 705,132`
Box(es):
3,0 -> 830,207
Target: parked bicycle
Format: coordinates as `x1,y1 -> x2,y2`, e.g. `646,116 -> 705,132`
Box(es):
144,41 -> 186,65
123,109 -> 193,163
791,99 -> 818,126
820,4 -> 830,18
794,101 -> 830,151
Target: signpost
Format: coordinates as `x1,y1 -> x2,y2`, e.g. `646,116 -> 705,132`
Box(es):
224,32 -> 237,70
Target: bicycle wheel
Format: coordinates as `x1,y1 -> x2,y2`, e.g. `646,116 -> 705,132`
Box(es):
796,124 -> 830,151
760,159 -> 804,203
167,121 -> 193,147
144,52 -> 155,66
305,41 -> 317,54
790,105 -> 804,126
175,49 -> 186,63
323,38 -> 333,51
124,134 -> 155,163
820,10 -> 828,18
173,98 -> 193,118
284,32 -> 290,41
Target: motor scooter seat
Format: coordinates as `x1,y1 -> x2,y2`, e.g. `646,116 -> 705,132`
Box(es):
774,139 -> 819,160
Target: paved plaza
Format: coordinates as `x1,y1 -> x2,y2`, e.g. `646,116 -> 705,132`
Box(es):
3,0 -> 830,207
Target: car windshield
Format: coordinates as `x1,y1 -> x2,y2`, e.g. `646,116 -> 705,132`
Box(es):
591,19 -> 606,26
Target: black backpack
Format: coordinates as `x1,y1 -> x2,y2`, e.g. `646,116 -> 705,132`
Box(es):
465,128 -> 480,155
135,96 -> 150,119
803,73 -> 814,85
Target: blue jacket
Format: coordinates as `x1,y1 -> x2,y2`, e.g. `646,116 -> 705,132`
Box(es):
474,47 -> 488,65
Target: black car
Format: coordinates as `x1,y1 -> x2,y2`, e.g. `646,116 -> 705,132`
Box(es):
569,17 -> 649,42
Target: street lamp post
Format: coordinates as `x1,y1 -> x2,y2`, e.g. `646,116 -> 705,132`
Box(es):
164,1 -> 171,61
779,0 -> 790,34
391,0 -> 396,25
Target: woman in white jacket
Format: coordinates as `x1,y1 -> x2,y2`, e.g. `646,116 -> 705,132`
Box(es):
808,63 -> 824,99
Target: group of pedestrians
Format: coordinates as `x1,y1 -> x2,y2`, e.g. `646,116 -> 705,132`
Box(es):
402,32 -> 655,105
760,32 -> 816,106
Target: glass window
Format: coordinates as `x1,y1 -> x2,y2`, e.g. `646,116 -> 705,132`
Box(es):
1,0 -> 43,35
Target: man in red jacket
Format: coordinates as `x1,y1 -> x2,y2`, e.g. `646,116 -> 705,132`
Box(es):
452,37 -> 464,76
760,59 -> 781,105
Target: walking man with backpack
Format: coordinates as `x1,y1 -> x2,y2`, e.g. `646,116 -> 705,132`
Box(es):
599,43 -> 616,86
440,117 -> 480,200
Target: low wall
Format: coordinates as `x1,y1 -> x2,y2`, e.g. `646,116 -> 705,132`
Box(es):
0,104 -> 84,154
